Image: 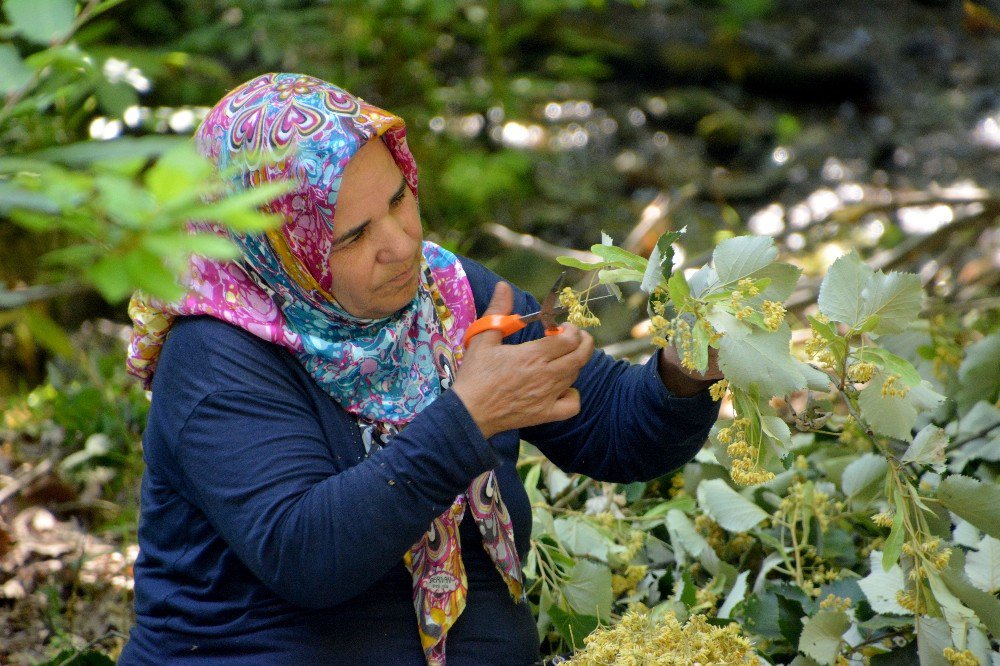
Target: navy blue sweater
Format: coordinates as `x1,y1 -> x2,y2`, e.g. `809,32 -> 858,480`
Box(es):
120,258 -> 719,665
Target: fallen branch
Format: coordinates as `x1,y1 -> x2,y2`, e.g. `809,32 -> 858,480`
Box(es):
0,459 -> 53,506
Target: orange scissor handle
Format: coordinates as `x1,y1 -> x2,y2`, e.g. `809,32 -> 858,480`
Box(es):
463,315 -> 527,348
544,325 -> 564,336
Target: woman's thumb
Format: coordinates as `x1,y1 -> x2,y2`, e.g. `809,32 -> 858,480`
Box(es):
484,281 -> 514,316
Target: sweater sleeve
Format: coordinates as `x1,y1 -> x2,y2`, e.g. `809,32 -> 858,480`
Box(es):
164,324 -> 498,609
460,257 -> 720,483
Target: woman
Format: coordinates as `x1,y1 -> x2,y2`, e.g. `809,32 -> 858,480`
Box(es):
120,73 -> 721,665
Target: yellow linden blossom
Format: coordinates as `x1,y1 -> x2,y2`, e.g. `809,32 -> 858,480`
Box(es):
612,564 -> 649,596
895,589 -> 927,614
943,647 -> 981,666
738,278 -> 760,296
718,418 -> 775,486
881,374 -> 910,398
819,594 -> 853,612
871,511 -> 894,528
709,379 -> 729,401
559,287 -> 601,327
567,610 -> 755,665
762,300 -> 786,330
848,361 -> 876,384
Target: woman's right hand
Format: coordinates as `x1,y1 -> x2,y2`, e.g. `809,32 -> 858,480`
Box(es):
452,281 -> 595,439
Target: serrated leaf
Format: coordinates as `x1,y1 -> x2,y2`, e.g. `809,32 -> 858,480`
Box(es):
696,479 -> 769,532
561,560 -> 612,620
600,231 -> 613,246
858,552 -> 910,615
955,333 -> 1000,412
939,550 -> 1000,637
902,425 -> 948,472
965,536 -> 1000,594
712,235 -> 778,288
640,242 -> 663,294
841,453 -> 887,506
817,252 -> 923,335
4,0 -> 76,44
597,267 -> 645,284
799,610 -> 851,666
818,253 -> 872,326
858,374 -> 918,441
760,415 -> 792,451
755,262 -> 802,301
937,476 -> 1000,539
718,324 -> 807,397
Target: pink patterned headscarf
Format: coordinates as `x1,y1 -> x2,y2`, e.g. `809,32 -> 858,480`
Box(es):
125,73 -> 523,664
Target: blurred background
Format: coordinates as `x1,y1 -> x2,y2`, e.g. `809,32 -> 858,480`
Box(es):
1,0 -> 998,662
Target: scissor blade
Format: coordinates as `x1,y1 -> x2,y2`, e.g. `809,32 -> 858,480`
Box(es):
539,272 -> 567,329
518,292 -> 617,325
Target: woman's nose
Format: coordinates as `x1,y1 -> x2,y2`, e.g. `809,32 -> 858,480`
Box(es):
374,213 -> 416,263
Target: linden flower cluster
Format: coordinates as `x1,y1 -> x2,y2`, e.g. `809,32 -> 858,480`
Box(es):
567,610 -> 755,665
847,361 -> 876,384
559,287 -> 601,328
819,594 -> 853,613
902,539 -> 952,581
612,564 -> 649,596
774,481 -> 843,534
718,418 -> 775,486
943,647 -> 981,666
761,300 -> 786,331
896,588 -> 928,614
695,514 -> 753,560
881,374 -> 910,399
709,379 -> 729,402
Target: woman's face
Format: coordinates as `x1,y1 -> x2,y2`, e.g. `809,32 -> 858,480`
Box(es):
327,139 -> 423,319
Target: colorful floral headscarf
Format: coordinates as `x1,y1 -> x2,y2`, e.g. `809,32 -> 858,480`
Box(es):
126,73 -> 523,665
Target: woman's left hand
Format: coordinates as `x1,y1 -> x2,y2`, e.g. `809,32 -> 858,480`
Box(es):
656,345 -> 724,397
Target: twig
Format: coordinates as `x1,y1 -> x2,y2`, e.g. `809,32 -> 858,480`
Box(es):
0,282 -> 88,310
0,458 -> 53,505
481,222 -> 597,264
950,420 -> 1000,450
552,478 -> 594,509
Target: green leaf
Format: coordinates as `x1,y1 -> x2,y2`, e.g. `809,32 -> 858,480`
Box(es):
548,605 -> 598,650
95,173 -> 156,227
955,333 -> 1000,412
561,560 -> 612,620
718,324 -> 808,397
696,479 -> 769,532
21,308 -> 75,358
717,570 -> 749,619
640,242 -> 665,294
915,617 -> 951,666
554,517 -> 610,561
588,244 -> 647,272
711,235 -> 778,288
798,610 -> 850,666
596,267 -> 645,284
902,425 -> 948,472
35,136 -> 187,167
858,374 -> 918,441
755,262 -> 802,301
679,570 -> 698,608
690,319 -> 710,373
143,233 -> 240,262
817,253 -> 923,335
667,270 -> 690,307
556,255 -> 607,271
760,414 -> 792,451
940,549 -> 1000,637
0,44 -> 33,94
856,347 -> 922,387
0,183 -> 61,215
123,248 -> 184,302
937,475 -> 1000,539
4,0 -> 76,44
882,499 -> 905,571
665,509 -> 709,561
86,256 -> 133,302
776,592 -> 806,645
964,535 -> 1000,594
145,145 -> 215,202
841,454 -> 887,505
858,552 -> 909,615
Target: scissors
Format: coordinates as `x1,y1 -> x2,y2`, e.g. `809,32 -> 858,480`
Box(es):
463,272 -> 569,348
